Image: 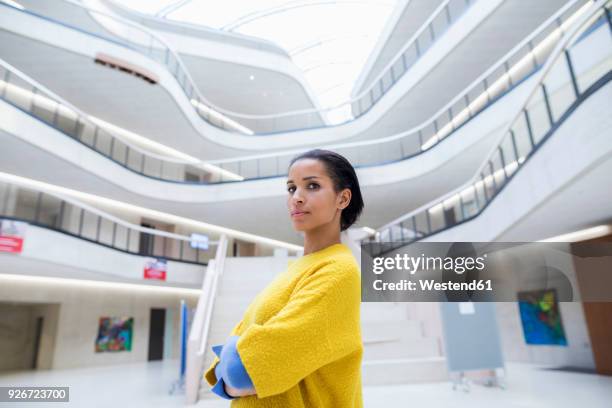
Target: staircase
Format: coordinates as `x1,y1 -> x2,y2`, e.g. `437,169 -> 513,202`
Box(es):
197,255 -> 291,401
361,303 -> 447,385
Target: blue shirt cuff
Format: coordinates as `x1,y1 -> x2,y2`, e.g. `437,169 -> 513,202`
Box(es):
220,336 -> 254,390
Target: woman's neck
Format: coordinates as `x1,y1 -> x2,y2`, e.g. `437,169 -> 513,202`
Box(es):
303,228 -> 341,256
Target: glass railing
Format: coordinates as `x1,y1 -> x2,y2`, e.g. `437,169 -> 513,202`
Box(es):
102,0 -> 290,57
361,0 -> 612,256
203,0 -> 593,177
1,0 -> 254,134
0,180 -> 212,264
349,0 -> 474,117
0,59 -> 241,183
0,0 -> 592,183
2,0 -> 476,134
86,0 -> 475,133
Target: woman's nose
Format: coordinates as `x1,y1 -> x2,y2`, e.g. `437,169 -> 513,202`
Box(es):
292,189 -> 305,203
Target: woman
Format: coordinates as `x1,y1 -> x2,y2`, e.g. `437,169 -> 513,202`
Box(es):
205,149 -> 364,407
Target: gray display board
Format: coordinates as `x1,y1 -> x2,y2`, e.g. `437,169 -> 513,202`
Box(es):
440,302 -> 505,373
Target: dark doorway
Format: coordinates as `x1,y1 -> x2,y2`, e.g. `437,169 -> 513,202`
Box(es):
443,207 -> 457,228
148,308 -> 166,361
139,223 -> 155,256
31,317 -> 44,369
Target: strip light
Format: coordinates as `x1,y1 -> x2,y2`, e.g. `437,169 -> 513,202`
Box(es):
0,78 -> 243,181
191,99 -> 254,135
539,225 -> 612,242
0,273 -> 202,295
0,0 -> 24,10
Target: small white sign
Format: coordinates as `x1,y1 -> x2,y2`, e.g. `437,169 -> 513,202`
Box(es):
190,233 -> 209,250
458,302 -> 475,315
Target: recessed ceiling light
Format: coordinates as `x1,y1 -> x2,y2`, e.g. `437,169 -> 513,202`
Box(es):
249,75 -> 255,80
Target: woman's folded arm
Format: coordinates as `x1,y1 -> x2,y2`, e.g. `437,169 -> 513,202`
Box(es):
235,264 -> 361,398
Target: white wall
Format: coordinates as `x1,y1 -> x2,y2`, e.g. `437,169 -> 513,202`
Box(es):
0,220 -> 206,369
0,303 -> 37,371
0,302 -> 59,372
0,277 -> 199,369
495,301 -> 595,368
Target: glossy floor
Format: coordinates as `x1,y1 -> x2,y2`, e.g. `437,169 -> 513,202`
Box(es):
0,360 -> 610,407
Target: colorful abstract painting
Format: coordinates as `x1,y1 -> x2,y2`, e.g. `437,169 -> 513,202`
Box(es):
95,317 -> 133,352
518,289 -> 567,346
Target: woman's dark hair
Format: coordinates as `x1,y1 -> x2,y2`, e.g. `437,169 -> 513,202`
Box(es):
289,149 -> 364,231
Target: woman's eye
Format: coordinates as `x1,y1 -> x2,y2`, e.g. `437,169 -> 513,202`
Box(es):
308,183 -> 319,189
287,186 -> 295,193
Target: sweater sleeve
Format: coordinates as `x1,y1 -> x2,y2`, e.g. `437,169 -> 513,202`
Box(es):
236,262 -> 361,398
204,319 -> 244,387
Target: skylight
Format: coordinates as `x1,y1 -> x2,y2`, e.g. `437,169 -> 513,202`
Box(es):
120,0 -> 397,123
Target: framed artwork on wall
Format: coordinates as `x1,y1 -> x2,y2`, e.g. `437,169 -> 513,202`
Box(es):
95,317 -> 134,352
518,289 -> 567,346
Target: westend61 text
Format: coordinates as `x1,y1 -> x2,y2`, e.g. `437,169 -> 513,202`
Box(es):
373,279 -> 493,291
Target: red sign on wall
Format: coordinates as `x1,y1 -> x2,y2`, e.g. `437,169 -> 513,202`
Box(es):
0,220 -> 27,254
144,258 -> 167,281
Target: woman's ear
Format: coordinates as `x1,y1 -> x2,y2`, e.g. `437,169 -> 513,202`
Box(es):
338,188 -> 352,210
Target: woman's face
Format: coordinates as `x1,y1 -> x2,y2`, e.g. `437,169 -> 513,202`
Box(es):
286,158 -> 350,232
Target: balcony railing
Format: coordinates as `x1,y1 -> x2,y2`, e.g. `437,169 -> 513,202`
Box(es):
0,1 -> 591,185
0,180 -> 212,264
362,0 -> 612,256
2,0 -> 477,134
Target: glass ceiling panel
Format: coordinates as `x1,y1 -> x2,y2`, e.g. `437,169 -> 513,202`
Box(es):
122,0 -> 397,121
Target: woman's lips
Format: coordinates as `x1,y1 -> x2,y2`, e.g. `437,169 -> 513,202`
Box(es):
291,211 -> 308,218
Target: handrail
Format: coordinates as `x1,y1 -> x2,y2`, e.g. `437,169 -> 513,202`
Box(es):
362,0 -> 611,255
0,176 -> 213,264
185,234 -> 228,404
198,235 -> 228,356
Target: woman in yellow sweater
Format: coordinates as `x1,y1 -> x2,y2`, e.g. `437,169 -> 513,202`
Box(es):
204,149 -> 364,407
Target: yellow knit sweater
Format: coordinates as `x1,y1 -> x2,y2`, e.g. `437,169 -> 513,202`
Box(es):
204,243 -> 363,407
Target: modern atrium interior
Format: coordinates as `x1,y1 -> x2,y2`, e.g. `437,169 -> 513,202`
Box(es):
0,0 -> 611,407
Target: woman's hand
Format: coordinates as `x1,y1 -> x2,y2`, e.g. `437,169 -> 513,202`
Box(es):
224,383 -> 257,397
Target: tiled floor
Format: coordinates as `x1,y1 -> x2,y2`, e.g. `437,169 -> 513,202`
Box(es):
1,360 -> 610,407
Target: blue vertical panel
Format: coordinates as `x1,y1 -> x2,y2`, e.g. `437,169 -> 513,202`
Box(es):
440,302 -> 505,372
